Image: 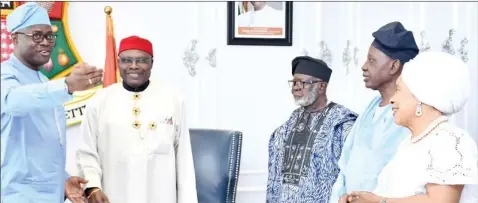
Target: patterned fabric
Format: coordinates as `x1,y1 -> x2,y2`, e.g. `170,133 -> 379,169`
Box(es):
267,102 -> 358,203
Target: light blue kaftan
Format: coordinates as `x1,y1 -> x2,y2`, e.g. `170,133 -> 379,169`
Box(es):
267,102 -> 358,203
1,55 -> 73,203
329,95 -> 409,203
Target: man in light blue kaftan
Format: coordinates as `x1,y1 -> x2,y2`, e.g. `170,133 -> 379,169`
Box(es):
329,22 -> 420,203
1,3 -> 103,203
267,56 -> 358,203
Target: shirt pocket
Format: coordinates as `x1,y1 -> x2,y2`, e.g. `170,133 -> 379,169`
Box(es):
148,122 -> 175,155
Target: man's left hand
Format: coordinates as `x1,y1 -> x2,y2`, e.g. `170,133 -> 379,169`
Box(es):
347,191 -> 382,203
65,176 -> 89,203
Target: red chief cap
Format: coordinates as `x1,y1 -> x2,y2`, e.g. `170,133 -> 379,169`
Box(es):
118,35 -> 153,57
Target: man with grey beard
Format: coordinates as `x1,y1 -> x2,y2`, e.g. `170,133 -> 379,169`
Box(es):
266,56 -> 358,203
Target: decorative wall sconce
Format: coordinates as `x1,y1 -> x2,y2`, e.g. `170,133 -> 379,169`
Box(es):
442,29 -> 456,55
458,37 -> 468,63
419,31 -> 431,52
205,48 -> 217,68
183,39 -> 200,77
342,40 -> 352,75
353,47 -> 359,67
318,41 -> 332,66
301,49 -> 309,56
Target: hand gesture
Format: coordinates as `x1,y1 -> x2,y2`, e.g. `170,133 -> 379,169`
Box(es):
86,187 -> 110,203
65,63 -> 103,92
339,194 -> 350,203
65,176 -> 88,203
347,191 -> 382,203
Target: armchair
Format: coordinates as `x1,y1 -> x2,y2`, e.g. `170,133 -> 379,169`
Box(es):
189,129 -> 243,203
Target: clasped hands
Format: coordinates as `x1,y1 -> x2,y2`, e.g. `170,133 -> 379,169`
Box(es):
339,191 -> 383,203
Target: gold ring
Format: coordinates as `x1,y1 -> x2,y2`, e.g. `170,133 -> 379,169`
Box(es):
88,78 -> 92,84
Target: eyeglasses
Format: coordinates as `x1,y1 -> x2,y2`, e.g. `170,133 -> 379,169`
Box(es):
15,32 -> 57,43
119,57 -> 153,65
288,80 -> 322,88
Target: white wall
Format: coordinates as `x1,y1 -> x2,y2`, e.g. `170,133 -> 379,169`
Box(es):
64,2 -> 478,202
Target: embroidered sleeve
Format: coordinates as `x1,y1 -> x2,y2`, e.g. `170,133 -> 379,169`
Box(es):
426,129 -> 478,185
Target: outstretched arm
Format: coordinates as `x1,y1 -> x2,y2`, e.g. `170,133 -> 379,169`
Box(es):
1,74 -> 72,116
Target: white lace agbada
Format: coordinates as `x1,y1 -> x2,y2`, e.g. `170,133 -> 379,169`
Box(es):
373,117 -> 478,203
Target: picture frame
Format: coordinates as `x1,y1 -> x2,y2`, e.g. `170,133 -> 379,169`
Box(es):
227,1 -> 293,46
1,1 -> 18,18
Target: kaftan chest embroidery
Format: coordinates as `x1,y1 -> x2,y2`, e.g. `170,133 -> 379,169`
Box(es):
129,92 -> 178,140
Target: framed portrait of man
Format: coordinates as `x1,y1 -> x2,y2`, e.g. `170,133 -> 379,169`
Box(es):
227,1 -> 293,46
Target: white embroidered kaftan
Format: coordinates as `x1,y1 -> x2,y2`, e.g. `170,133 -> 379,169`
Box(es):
76,81 -> 198,203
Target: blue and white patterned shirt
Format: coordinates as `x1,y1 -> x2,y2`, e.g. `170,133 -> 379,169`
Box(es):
267,102 -> 357,203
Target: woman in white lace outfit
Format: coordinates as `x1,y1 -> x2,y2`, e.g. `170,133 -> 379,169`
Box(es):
343,51 -> 478,203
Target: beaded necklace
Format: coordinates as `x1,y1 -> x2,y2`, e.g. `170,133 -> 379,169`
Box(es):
411,116 -> 447,143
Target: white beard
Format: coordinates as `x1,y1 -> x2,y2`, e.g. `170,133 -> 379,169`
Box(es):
294,85 -> 319,107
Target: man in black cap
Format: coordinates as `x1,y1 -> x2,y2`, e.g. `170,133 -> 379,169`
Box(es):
266,56 -> 358,203
329,21 -> 419,203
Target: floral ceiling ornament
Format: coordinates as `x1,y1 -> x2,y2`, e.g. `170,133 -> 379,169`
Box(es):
458,37 -> 468,63
442,29 -> 456,55
205,48 -> 216,68
419,31 -> 431,53
318,41 -> 332,66
182,39 -> 200,77
353,47 -> 359,67
342,40 -> 352,75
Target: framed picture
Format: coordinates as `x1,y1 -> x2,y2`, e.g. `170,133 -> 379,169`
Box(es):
227,1 -> 293,46
1,1 -> 18,18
